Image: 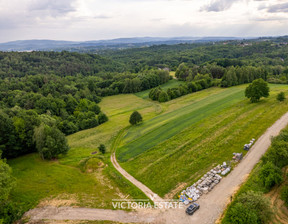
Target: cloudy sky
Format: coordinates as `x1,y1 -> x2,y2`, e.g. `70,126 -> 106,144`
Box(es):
0,0 -> 288,43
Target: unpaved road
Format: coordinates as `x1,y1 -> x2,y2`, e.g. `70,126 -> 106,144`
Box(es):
111,152 -> 163,202
25,112 -> 288,224
25,206 -> 159,223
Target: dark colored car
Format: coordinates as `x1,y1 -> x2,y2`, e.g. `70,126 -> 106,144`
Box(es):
185,203 -> 200,215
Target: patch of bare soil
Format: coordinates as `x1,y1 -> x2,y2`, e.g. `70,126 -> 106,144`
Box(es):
38,194 -> 78,208
164,183 -> 187,199
267,167 -> 288,224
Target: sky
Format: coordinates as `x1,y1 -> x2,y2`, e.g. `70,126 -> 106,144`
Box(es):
0,0 -> 288,43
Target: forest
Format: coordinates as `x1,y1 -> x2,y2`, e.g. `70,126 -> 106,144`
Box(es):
1,37 -> 288,223
1,38 -> 288,158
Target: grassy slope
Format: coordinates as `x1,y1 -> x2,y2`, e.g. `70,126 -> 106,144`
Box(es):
8,84 -> 288,212
8,94 -> 159,212
118,84 -> 288,197
118,86 -> 244,162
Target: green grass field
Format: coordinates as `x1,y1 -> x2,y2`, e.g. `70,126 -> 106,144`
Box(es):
118,86 -> 245,162
8,83 -> 288,214
118,84 -> 288,197
8,94 -> 156,212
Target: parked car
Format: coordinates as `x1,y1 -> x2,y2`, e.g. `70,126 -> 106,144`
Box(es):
185,203 -> 200,215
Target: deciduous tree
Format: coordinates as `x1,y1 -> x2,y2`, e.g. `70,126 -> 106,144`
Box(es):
129,111 -> 143,125
245,78 -> 270,103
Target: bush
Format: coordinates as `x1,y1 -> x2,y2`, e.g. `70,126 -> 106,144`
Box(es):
262,140 -> 288,168
158,91 -> 169,102
227,202 -> 258,224
281,185 -> 288,207
277,91 -> 285,102
0,201 -> 22,224
98,112 -> 108,124
129,111 -> 143,125
259,162 -> 283,190
149,87 -> 162,101
225,191 -> 272,224
187,82 -> 197,92
98,144 -> 106,154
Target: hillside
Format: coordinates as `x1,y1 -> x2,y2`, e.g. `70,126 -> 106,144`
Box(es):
117,84 -> 288,196
7,83 -> 288,213
1,39 -> 288,223
0,37 -> 243,51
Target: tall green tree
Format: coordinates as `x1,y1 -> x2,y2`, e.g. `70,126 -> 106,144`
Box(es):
175,63 -> 190,80
129,111 -> 143,125
34,124 -> 69,160
245,78 -> 270,103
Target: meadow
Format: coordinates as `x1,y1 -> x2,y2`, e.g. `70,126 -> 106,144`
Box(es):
8,94 -> 158,212
8,82 -> 288,213
118,84 -> 288,197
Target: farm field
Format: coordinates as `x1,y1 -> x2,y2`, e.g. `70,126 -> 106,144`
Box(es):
118,84 -> 288,197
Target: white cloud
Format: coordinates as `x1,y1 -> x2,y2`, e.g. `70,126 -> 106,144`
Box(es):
0,0 -> 287,43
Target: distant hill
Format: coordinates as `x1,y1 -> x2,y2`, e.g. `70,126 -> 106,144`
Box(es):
0,37 -> 244,52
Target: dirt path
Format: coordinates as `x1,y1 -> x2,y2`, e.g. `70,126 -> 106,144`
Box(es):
111,152 -> 163,202
24,112 -> 288,224
110,126 -> 162,202
25,206 -> 159,223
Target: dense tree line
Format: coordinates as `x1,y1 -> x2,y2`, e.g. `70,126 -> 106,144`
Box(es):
149,58 -> 286,103
149,74 -> 220,102
0,152 -> 18,224
0,108 -> 71,159
174,62 -> 269,86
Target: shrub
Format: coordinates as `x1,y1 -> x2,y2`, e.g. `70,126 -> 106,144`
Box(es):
99,144 -> 106,154
158,91 -> 169,102
259,162 -> 283,190
277,91 -> 285,102
225,191 -> 272,224
187,82 -> 197,92
281,185 -> 288,207
129,111 -> 143,125
262,139 -> 288,168
98,112 -> 108,124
